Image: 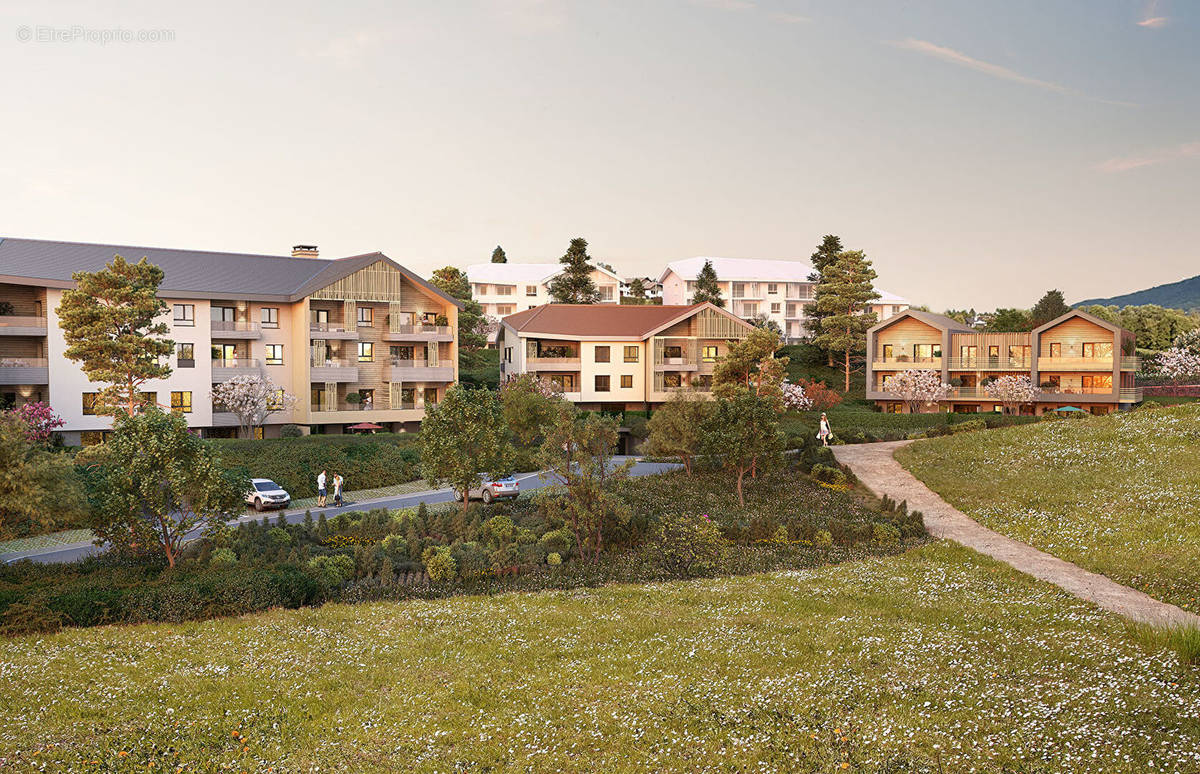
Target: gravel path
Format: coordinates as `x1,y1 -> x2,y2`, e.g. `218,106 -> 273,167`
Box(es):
832,440 -> 1200,629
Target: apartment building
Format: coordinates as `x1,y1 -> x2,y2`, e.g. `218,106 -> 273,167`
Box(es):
659,256 -> 909,342
0,238 -> 460,443
497,303 -> 754,410
465,261 -> 622,344
865,309 -> 1141,414
619,276 -> 663,301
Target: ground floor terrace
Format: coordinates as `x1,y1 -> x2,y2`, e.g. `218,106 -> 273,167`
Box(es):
873,398 -> 1137,415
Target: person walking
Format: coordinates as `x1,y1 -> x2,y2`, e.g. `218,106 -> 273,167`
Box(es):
817,412 -> 832,447
316,469 -> 327,507
333,473 -> 344,508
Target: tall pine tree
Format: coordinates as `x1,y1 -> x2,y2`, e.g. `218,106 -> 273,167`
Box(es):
430,267 -> 487,351
491,245 -> 507,263
813,250 -> 880,391
691,260 -> 724,308
805,234 -> 844,363
1030,289 -> 1070,327
547,238 -> 601,304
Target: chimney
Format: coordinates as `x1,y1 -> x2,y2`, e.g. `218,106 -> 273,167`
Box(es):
292,244 -> 319,258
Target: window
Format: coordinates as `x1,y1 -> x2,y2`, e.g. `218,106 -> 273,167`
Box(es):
526,285 -> 538,296
358,342 -> 374,362
767,283 -> 778,294
391,345 -> 415,361
475,283 -> 489,295
1008,345 -> 1031,365
913,344 -> 941,360
170,391 -> 192,414
1049,342 -> 1062,358
599,286 -> 614,301
359,389 -> 375,408
686,280 -> 696,293
212,306 -> 235,322
176,342 -> 194,367
595,375 -> 610,392
621,374 -> 633,389
1082,342 -> 1113,359
503,347 -> 512,363
497,305 -> 515,316
495,285 -> 513,296
173,304 -> 194,326
988,345 -> 1000,361
771,303 -> 781,314
663,373 -> 682,388
960,345 -> 977,363
357,306 -> 373,326
265,344 -> 283,365
549,374 -> 576,392
623,346 -> 639,363
313,308 -> 330,327
703,345 -> 719,362
1082,374 -> 1113,391
261,307 -> 279,328
594,345 -> 610,363
267,389 -> 286,411
424,387 -> 438,406
82,392 -> 99,415
882,344 -> 894,361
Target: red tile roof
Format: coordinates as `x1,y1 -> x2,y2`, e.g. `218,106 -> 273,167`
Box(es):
502,303 -> 712,338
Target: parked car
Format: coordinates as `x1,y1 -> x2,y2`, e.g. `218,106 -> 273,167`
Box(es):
454,474 -> 520,504
246,478 -> 291,511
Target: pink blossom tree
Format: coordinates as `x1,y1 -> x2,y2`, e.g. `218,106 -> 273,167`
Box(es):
984,374 -> 1041,414
780,380 -> 813,411
882,369 -> 952,413
210,374 -> 296,438
5,401 -> 64,444
1155,346 -> 1200,384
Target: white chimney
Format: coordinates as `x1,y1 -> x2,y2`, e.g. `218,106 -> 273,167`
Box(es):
292,244 -> 318,258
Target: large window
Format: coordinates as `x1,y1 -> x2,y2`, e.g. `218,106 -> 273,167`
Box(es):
176,342 -> 194,367
913,344 -> 941,360
594,375 -> 610,392
663,373 -> 682,388
1049,342 -> 1062,358
357,306 -> 373,326
1082,374 -> 1113,391
620,374 -> 633,389
261,307 -> 279,328
424,387 -> 439,406
173,304 -> 194,326
594,345 -> 610,363
1082,342 -> 1113,359
358,342 -> 374,362
170,391 -> 192,414
882,344 -> 894,361
703,345 -> 719,362
82,392 -> 99,415
265,344 -> 283,365
623,345 -> 639,363
391,345 -> 415,361
495,285 -> 513,296
267,389 -> 287,411
959,345 -> 977,363
1008,345 -> 1031,364
212,306 -> 235,322
599,286 -> 614,301
767,283 -> 778,295
663,345 -> 683,359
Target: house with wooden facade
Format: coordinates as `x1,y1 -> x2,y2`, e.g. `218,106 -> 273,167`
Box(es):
865,309 -> 1141,414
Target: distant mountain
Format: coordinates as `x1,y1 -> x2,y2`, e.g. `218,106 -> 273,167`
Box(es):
1076,273 -> 1200,312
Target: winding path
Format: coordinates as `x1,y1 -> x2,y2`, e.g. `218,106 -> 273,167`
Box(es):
833,440 -> 1200,629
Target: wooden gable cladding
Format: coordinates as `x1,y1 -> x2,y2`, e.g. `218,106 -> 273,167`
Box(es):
876,317 -> 941,348
1036,316 -> 1115,357
311,260 -> 424,304
658,308 -> 751,339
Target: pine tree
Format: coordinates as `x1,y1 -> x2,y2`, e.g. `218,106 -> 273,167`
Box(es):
625,278 -> 648,304
547,238 -> 601,304
491,245 -> 507,263
691,260 -> 724,308
56,255 -> 173,417
805,235 -> 844,364
1031,289 -> 1070,327
430,266 -> 487,351
813,250 -> 880,391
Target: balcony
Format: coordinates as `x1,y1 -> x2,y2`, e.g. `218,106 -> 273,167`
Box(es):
309,321 -> 359,340
382,324 -> 454,343
946,357 -> 1031,371
310,357 -> 359,382
211,358 -> 262,382
387,358 -> 455,382
655,356 -> 699,372
526,356 -> 581,372
1120,387 -> 1143,402
0,315 -> 48,336
308,401 -> 426,422
210,320 -> 262,340
0,357 -> 49,384
873,356 -> 943,370
1037,356 -> 1141,371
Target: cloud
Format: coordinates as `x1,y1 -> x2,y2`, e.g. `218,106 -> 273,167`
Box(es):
1097,141 -> 1200,172
1137,16 -> 1168,27
894,38 -> 1136,107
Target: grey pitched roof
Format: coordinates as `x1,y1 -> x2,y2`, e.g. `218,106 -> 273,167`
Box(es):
0,237 -> 460,307
869,308 -> 974,334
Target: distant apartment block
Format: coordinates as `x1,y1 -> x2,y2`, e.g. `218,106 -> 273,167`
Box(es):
658,256 -> 909,342
0,238 -> 461,443
497,303 -> 754,410
866,309 -> 1141,414
465,261 -> 622,344
619,276 -> 663,301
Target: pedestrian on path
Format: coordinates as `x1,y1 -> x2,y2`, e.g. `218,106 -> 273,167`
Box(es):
818,412 -> 832,447
333,473 -> 344,507
317,470 -> 328,507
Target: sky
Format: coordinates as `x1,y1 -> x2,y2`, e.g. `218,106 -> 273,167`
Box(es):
1,0 -> 1196,310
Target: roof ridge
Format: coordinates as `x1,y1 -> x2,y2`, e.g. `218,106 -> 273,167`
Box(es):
0,235 -> 310,262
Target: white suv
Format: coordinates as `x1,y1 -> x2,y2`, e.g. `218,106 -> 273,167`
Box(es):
246,478 -> 291,511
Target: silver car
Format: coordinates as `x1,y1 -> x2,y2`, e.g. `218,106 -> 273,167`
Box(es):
454,474 -> 520,504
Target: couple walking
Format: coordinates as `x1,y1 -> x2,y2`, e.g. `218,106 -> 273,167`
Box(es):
316,469 -> 344,508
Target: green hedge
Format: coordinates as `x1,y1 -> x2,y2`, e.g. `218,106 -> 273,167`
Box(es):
211,434 -> 421,497
781,409 -> 1039,444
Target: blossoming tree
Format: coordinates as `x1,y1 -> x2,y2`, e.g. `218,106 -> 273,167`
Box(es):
210,374 -> 296,438
983,374 -> 1041,414
780,380 -> 813,411
883,369 -> 952,413
6,401 -> 65,443
1155,346 -> 1200,384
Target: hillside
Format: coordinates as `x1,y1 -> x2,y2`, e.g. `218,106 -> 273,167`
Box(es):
1076,272 -> 1200,311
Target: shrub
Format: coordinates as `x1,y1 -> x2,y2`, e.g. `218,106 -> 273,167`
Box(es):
546,552 -> 562,566
307,554 -> 356,588
211,434 -> 421,497
380,534 -> 409,561
810,464 -> 849,487
267,527 -> 292,546
813,530 -> 833,549
280,424 -> 303,438
423,546 -> 457,582
794,378 -> 842,410
871,523 -> 901,549
626,415 -> 649,440
949,418 -> 987,434
450,542 -> 489,578
649,513 -> 727,578
538,528 -> 574,558
484,514 -> 515,545
209,548 -> 238,567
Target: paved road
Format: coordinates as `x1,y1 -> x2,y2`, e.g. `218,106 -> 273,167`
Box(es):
2,458 -> 679,565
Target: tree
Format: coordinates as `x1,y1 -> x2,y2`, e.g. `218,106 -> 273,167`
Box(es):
983,375 -> 1040,414
430,266 -> 487,351
625,277 -> 648,304
56,255 -> 173,417
1031,290 -> 1071,327
419,386 -> 514,514
700,390 -> 784,506
882,369 -> 952,413
1113,304 -> 1197,350
711,328 -> 790,405
813,250 -> 880,391
750,314 -> 782,336
539,403 -> 632,562
547,237 -> 601,304
987,308 -> 1033,333
86,409 -> 245,566
0,414 -> 86,539
805,235 -> 844,363
499,374 -> 564,447
491,245 -> 507,263
642,390 -> 717,475
691,260 -> 724,307
7,401 -> 65,443
1155,346 -> 1200,383
780,380 -> 814,411
211,374 -> 296,439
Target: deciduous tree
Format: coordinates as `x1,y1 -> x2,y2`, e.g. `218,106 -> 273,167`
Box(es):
56,255 -> 173,417
983,374 -> 1040,414
211,374 -> 296,439
420,386 -> 514,514
547,238 -> 601,304
691,260 -> 724,307
431,266 -> 487,351
711,328 -> 790,405
643,390 -> 716,475
499,374 -> 563,447
0,414 -> 86,539
812,250 -> 879,391
700,390 -> 784,506
882,369 -> 952,413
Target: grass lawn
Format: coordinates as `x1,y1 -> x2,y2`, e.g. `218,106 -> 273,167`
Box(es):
3,543 -> 1199,772
897,403 -> 1200,611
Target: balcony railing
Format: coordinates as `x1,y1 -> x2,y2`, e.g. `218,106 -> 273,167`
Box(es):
0,357 -> 49,384
1037,356 -> 1141,371
386,323 -> 453,337
0,315 -> 48,334
210,320 -> 261,334
527,356 -> 581,370
946,357 -> 1032,370
212,357 -> 259,368
310,356 -> 356,368
310,401 -> 419,413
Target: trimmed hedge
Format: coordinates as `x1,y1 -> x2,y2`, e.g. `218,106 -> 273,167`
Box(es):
211,434 -> 421,497
781,409 -> 1039,444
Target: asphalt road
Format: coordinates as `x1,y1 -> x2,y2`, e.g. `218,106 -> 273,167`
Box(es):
3,458 -> 679,565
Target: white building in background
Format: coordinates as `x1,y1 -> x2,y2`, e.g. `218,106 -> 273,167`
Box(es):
465,261 -> 622,345
619,276 -> 663,301
658,256 -> 909,343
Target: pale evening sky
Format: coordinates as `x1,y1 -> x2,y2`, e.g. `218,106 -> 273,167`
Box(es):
1,0 -> 1196,310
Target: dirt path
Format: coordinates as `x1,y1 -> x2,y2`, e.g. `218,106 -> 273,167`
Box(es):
832,440 -> 1200,629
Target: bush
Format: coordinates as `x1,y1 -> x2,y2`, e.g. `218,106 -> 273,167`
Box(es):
209,548 -> 237,567
950,418 -> 987,434
813,530 -> 833,549
546,552 -> 562,566
871,523 -> 901,548
810,464 -> 849,487
538,528 -> 574,558
423,546 -> 457,583
307,554 -> 356,588
648,513 -> 727,578
211,434 -> 421,497
380,534 -> 409,561
267,527 -> 292,546
280,424 -> 303,438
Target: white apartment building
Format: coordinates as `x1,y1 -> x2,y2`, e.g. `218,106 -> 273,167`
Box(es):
619,276 -> 663,301
659,256 -> 909,343
0,238 -> 461,444
465,261 -> 622,344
